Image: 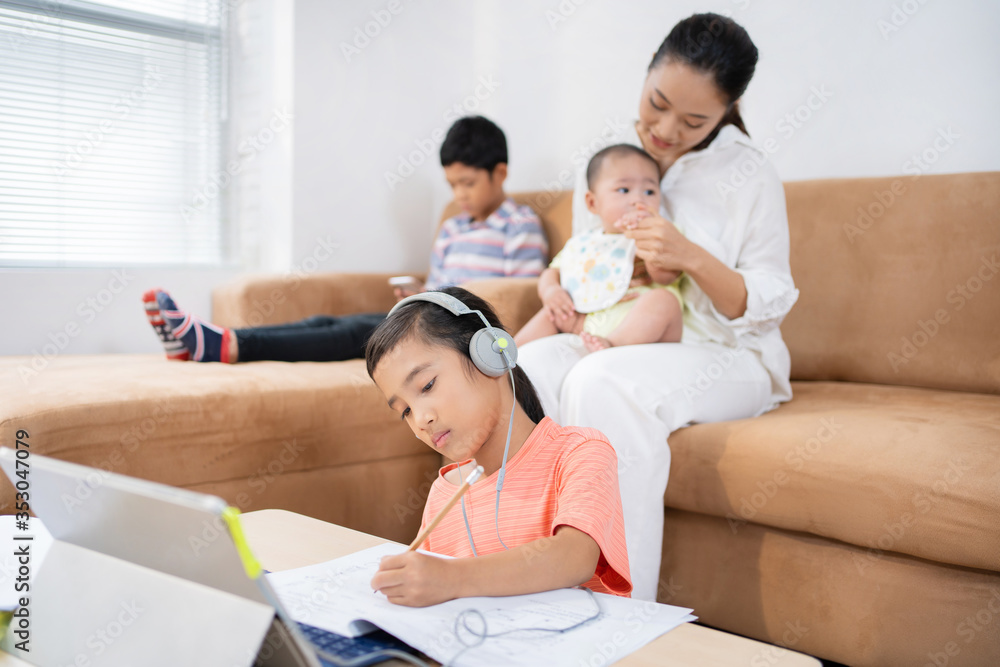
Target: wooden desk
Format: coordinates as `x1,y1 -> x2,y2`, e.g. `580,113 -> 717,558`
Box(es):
240,509 -> 821,667
0,509 -> 821,666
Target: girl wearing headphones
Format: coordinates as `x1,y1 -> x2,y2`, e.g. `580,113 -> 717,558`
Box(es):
366,286 -> 631,607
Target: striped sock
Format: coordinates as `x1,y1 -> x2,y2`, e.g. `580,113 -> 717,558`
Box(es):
155,290 -> 232,363
143,289 -> 189,361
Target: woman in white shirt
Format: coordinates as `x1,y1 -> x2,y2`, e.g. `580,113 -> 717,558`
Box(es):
517,13 -> 799,601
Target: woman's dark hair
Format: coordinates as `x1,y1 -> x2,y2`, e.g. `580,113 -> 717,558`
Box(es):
439,116 -> 508,173
649,13 -> 759,151
365,286 -> 545,424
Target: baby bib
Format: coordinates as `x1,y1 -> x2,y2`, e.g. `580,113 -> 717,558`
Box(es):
556,231 -> 636,313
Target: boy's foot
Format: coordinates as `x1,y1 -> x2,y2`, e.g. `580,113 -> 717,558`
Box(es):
143,289 -> 189,361
580,331 -> 613,353
155,291 -> 232,363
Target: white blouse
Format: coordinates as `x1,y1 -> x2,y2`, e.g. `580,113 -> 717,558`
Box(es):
572,122 -> 799,409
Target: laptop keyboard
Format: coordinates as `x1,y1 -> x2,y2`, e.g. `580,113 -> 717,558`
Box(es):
297,622 -> 419,666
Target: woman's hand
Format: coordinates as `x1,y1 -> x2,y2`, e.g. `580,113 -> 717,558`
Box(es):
615,203 -> 692,283
619,204 -> 748,319
371,551 -> 456,607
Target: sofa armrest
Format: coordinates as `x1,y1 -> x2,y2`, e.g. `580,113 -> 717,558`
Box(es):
462,277 -> 541,334
212,272 -> 425,328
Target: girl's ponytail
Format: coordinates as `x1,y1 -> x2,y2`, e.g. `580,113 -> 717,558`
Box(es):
512,366 -> 545,423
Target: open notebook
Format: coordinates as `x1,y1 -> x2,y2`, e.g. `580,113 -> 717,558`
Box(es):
267,542 -> 696,667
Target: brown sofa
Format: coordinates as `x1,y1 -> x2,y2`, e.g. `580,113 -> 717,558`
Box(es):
1,172 -> 997,667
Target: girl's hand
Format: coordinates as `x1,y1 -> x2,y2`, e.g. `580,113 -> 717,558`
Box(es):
371,551 -> 456,607
541,283 -> 577,323
615,203 -> 692,279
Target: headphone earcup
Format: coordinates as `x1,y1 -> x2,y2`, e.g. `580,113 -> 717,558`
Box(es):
469,327 -> 517,377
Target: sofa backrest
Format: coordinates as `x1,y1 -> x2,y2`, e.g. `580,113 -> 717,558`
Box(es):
782,171 -> 1000,394
439,173 -> 1000,395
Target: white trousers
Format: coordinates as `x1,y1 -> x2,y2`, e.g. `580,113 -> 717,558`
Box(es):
517,334 -> 773,601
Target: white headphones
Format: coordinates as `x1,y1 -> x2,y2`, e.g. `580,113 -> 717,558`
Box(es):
388,291 -> 518,377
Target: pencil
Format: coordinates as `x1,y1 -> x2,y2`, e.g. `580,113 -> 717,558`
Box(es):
407,464 -> 484,552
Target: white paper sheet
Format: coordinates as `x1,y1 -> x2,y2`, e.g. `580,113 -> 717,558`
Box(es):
267,543 -> 695,667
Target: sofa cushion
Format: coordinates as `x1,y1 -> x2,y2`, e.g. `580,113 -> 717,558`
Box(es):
660,509 -> 1000,667
213,272 -> 402,328
665,381 -> 1000,572
781,171 -> 1000,394
0,354 -> 437,541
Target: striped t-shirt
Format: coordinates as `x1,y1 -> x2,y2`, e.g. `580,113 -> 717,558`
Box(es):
419,417 -> 632,597
424,198 -> 548,290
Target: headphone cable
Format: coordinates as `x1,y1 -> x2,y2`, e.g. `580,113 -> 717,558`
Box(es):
494,368 -> 516,551
463,368 -> 517,554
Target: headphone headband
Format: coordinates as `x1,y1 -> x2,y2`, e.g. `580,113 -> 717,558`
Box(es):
387,291 -> 517,376
390,290 -> 476,319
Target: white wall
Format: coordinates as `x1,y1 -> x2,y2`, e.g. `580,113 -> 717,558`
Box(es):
0,267 -> 242,359
292,1 -> 478,275
0,0 -> 295,357
292,0 -> 1000,279
3,0 -> 998,356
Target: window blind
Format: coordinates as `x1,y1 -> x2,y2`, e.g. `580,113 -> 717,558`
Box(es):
0,0 -> 227,266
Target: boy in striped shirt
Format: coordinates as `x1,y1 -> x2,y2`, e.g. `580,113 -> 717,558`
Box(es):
146,116 -> 548,363
422,116 -> 548,292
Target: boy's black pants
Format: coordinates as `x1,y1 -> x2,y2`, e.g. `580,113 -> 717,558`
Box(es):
234,313 -> 387,362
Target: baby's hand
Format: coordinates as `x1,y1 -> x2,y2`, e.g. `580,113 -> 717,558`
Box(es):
615,203 -> 655,231
370,551 -> 455,607
631,257 -> 652,283
654,269 -> 682,284
541,284 -> 576,322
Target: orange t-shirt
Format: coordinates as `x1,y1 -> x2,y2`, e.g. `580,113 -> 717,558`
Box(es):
419,416 -> 631,596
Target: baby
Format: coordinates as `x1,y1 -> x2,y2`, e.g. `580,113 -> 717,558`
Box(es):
515,144 -> 683,352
